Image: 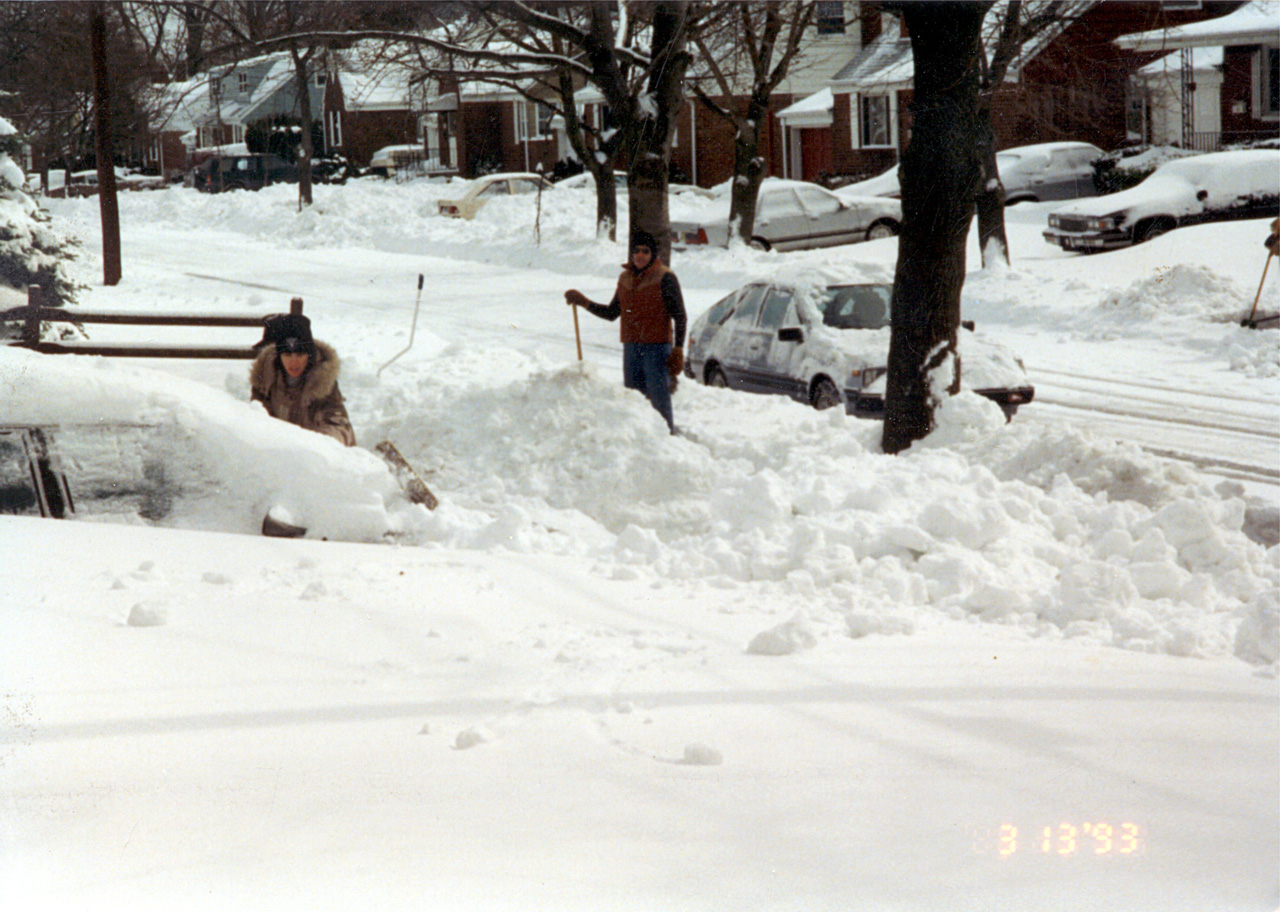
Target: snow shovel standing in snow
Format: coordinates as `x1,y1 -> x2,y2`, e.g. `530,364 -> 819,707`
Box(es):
1242,220 -> 1279,329
372,274 -> 439,510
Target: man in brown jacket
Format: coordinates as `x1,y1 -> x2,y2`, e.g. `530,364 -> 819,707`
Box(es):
249,313 -> 356,446
565,230 -> 687,433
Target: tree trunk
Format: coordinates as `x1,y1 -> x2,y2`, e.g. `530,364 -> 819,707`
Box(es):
89,1 -> 121,286
291,50 -> 314,208
881,1 -> 990,455
974,96 -> 1009,267
627,1 -> 691,264
729,92 -> 770,243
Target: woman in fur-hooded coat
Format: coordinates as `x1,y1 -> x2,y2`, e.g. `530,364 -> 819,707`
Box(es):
249,315 -> 356,446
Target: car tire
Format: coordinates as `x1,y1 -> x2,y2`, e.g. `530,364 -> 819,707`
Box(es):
811,377 -> 842,410
865,220 -> 899,241
706,364 -> 728,388
224,182 -> 247,192
749,237 -> 772,251
1135,218 -> 1174,244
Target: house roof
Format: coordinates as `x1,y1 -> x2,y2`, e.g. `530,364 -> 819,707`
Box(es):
1115,0 -> 1280,51
777,88 -> 834,127
338,68 -> 413,112
828,1 -> 1098,92
1136,45 -> 1224,78
829,17 -> 913,90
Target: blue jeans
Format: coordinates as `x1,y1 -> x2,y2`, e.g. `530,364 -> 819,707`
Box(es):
622,342 -> 674,432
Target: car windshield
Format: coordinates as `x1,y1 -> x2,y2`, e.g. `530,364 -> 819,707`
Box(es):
815,284 -> 892,329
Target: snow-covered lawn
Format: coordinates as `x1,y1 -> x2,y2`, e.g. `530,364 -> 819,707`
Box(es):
2,176 -> 1277,911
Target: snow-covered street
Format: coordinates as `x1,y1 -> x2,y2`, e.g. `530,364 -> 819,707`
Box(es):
2,175 -> 1277,911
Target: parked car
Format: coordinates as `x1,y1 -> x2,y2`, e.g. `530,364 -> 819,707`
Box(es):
1043,149 -> 1280,252
556,170 -> 628,190
44,169 -> 166,198
190,153 -> 298,193
437,172 -> 555,219
672,179 -> 901,252
685,275 -> 1034,419
836,140 -> 1104,204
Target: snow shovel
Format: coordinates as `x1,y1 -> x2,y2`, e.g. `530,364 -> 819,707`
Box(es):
570,297 -> 583,361
1242,241 -> 1277,329
375,440 -> 439,510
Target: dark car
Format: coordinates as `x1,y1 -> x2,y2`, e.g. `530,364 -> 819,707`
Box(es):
1044,149 -> 1280,251
190,153 -> 298,193
685,277 -> 1034,419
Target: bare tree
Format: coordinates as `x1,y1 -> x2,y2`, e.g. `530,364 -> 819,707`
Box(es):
881,0 -> 992,455
687,0 -> 815,244
272,1 -> 693,255
975,0 -> 1089,268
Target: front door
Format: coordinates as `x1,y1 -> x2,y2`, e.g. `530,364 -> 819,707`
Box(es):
800,128 -> 832,183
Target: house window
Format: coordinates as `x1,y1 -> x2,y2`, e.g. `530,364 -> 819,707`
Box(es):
1263,47 -> 1280,117
314,73 -> 327,87
516,100 -> 554,140
816,2 -> 845,35
237,72 -> 249,94
327,110 -> 342,148
858,94 -> 891,147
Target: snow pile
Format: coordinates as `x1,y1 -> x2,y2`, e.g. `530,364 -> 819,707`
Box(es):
1091,264 -> 1248,324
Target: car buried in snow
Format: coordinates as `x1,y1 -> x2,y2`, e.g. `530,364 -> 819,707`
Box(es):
1043,149 -> 1280,252
436,172 -> 555,219
671,178 -> 901,252
684,277 -> 1034,419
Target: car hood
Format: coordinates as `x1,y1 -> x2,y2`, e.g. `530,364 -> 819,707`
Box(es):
1049,174 -> 1198,220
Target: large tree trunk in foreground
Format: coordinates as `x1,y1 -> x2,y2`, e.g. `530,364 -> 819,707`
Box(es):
881,1 -> 990,455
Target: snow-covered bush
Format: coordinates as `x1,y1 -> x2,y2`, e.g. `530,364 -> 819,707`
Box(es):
0,115 -> 83,309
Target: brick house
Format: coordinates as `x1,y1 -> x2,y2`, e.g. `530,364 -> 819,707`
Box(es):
781,0 -> 1243,185
323,68 -> 421,169
1116,0 -> 1279,147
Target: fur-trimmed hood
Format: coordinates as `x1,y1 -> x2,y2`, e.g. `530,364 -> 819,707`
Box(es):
250,339 -> 341,405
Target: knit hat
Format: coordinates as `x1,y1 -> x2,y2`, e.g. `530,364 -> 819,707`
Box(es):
630,230 -> 659,254
257,313 -> 314,354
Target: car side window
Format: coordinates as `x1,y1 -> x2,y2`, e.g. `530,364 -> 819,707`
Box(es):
757,288 -> 794,330
729,286 -> 767,325
703,291 -> 738,327
480,181 -> 509,197
795,188 -> 841,218
510,179 -> 538,195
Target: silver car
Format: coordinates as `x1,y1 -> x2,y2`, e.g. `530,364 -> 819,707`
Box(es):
672,179 -> 901,252
836,140 -> 1103,204
685,279 -> 1034,419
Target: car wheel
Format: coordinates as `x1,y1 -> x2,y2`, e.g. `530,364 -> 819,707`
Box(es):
706,364 -> 728,388
748,237 -> 772,251
224,181 -> 247,192
1136,219 -> 1174,244
865,220 -> 899,241
811,377 -> 842,410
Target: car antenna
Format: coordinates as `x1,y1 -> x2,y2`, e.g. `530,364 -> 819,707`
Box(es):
377,274 -> 425,377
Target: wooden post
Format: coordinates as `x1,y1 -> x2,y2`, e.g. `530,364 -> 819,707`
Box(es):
23,285 -> 41,347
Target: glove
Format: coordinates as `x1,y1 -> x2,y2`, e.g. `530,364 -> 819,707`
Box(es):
667,346 -> 684,378
565,289 -> 590,308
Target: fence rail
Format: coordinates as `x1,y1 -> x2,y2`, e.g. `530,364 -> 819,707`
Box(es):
3,285 -> 304,359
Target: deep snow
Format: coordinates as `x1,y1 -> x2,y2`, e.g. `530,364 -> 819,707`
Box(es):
1,170 -> 1277,911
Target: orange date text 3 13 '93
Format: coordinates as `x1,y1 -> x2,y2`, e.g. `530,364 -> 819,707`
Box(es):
972,822 -> 1143,857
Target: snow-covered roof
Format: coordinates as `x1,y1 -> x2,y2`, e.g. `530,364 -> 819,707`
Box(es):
777,88 -> 834,127
1136,45 -> 1224,78
150,78 -> 212,133
338,68 -> 413,112
829,17 -> 913,91
829,1 -> 1099,92
1115,0 -> 1280,51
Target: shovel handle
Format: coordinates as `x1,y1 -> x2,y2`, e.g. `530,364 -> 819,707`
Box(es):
571,302 -> 583,361
1248,251 -> 1274,323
